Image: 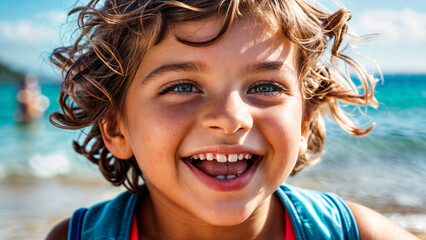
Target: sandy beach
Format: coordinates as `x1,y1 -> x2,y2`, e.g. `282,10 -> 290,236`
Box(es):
1,176 -> 424,240
0,176 -> 124,240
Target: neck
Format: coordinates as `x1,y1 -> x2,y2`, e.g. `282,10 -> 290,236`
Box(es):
137,190 -> 285,240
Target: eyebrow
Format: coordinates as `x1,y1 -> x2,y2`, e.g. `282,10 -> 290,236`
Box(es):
241,61 -> 295,75
142,62 -> 206,84
142,60 -> 295,84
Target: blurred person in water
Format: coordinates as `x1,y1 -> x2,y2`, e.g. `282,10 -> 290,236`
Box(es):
14,74 -> 49,123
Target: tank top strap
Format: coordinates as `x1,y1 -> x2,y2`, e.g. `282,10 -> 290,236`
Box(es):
68,208 -> 87,240
276,184 -> 360,240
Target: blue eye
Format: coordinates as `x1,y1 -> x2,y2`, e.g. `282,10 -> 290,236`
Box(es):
172,84 -> 193,92
253,85 -> 275,93
159,81 -> 201,95
248,82 -> 287,94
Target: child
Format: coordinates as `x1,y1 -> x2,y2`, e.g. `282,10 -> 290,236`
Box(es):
46,0 -> 418,239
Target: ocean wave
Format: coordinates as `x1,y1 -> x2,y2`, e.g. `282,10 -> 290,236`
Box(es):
0,152 -> 101,180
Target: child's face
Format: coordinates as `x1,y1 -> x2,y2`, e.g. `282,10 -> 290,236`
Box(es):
113,15 -> 304,225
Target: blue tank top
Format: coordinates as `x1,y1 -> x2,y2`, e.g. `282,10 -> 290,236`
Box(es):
68,184 -> 359,240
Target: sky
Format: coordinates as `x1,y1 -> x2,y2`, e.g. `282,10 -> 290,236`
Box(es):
0,0 -> 425,80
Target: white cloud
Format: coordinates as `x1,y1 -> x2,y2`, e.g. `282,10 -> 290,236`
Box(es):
35,10 -> 68,25
0,20 -> 58,45
351,8 -> 426,44
0,10 -> 67,45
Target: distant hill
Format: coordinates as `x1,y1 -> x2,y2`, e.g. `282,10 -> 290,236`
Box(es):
0,61 -> 23,82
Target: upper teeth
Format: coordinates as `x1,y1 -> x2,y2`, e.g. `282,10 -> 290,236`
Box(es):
191,153 -> 252,163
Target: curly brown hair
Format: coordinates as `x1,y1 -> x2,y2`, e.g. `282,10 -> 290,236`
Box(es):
50,0 -> 378,194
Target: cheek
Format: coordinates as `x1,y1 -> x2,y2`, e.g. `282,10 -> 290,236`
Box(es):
255,101 -> 302,176
259,112 -> 301,161
124,101 -> 200,173
127,100 -> 196,142
258,100 -> 302,143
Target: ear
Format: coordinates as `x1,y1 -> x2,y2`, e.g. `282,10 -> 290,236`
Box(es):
299,123 -> 309,156
99,118 -> 133,159
298,135 -> 308,156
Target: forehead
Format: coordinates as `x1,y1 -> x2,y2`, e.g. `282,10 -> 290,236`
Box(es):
135,15 -> 298,79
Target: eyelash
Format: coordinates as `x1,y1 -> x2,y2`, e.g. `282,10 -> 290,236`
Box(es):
158,80 -> 288,96
158,80 -> 201,95
247,81 -> 288,95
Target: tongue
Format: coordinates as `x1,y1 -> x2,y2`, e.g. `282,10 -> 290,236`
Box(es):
193,160 -> 249,177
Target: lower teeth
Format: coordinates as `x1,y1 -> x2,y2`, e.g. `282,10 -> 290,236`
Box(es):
215,174 -> 238,180
187,157 -> 256,179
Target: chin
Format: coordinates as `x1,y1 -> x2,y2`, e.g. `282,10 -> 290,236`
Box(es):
202,213 -> 250,227
193,200 -> 256,226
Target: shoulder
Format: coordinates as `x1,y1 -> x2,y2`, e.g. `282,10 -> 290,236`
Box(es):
45,192 -> 137,240
45,218 -> 70,240
346,201 -> 419,240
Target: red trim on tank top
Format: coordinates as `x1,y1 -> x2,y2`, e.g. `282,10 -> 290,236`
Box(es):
129,213 -> 138,240
284,207 -> 296,240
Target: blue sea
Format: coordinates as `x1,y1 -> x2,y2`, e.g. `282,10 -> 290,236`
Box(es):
0,75 -> 425,238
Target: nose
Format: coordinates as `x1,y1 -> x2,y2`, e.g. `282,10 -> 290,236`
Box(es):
200,91 -> 253,135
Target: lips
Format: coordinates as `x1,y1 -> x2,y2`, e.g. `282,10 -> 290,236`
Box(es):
182,152 -> 262,191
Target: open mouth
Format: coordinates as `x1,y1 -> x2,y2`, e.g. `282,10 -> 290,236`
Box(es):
182,153 -> 262,180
